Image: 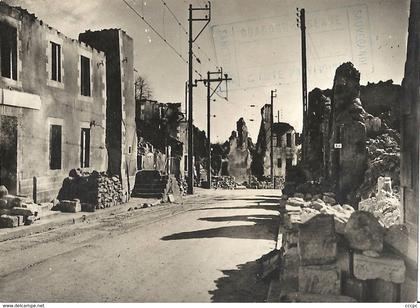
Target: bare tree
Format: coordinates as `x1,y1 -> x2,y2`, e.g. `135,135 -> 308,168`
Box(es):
134,75 -> 153,102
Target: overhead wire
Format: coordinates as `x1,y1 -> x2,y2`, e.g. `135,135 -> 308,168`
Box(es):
121,0 -> 229,101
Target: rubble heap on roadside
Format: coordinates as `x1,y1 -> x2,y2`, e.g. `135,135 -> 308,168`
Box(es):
57,169 -> 124,212
0,185 -> 44,228
277,187 -> 408,302
359,176 -> 401,228
211,175 -> 237,189
355,130 -> 400,201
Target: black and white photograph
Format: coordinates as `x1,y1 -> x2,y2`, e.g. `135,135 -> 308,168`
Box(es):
0,0 -> 418,304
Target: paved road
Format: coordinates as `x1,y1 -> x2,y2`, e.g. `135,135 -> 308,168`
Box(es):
0,189 -> 280,302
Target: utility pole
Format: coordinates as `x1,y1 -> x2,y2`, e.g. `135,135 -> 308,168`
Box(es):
297,8 -> 307,161
270,89 -> 277,188
187,2 -> 211,194
196,68 -> 232,189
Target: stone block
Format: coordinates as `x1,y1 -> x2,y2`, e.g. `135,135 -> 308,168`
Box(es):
344,211 -> 384,252
11,207 -> 36,217
401,275 -> 417,302
285,230 -> 299,246
353,253 -> 405,283
25,215 -> 36,225
0,185 -> 8,198
369,279 -> 399,302
0,215 -> 18,228
323,195 -> 337,205
337,246 -> 351,278
285,204 -> 302,213
60,200 -> 81,213
283,247 -> 299,280
298,263 -> 341,295
310,199 -> 325,210
81,203 -> 96,212
298,214 -> 337,265
342,204 -> 355,212
343,277 -> 368,302
334,215 -> 347,235
16,215 -> 25,226
284,292 -> 356,302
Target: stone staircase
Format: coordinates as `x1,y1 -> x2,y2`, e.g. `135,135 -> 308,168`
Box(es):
131,170 -> 180,201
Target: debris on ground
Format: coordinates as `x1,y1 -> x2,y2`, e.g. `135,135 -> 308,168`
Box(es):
277,192 -> 406,302
57,169 -> 125,211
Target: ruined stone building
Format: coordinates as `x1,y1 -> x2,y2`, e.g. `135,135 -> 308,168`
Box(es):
135,98 -> 184,176
302,62 -> 401,203
0,3 -> 136,202
79,29 -> 137,197
226,118 -> 253,183
253,104 -> 300,180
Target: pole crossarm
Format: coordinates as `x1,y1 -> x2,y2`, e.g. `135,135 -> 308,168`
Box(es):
195,68 -> 232,189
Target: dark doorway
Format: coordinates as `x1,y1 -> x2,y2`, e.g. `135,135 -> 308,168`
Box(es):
0,115 -> 18,194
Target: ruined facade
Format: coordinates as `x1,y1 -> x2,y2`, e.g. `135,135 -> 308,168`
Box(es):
254,104 -> 300,180
135,99 -> 184,176
226,118 -> 252,183
0,3 -> 107,202
79,29 -> 138,197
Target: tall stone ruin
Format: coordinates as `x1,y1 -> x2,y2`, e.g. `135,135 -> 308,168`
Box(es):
330,62 -> 369,202
227,118 -> 252,183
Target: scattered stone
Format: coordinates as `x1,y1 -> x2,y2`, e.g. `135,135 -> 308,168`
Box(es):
384,224 -> 412,260
287,197 -> 305,207
293,193 -> 305,199
323,192 -> 336,198
304,193 -> 312,201
353,253 -> 405,283
298,214 -> 337,265
334,215 -> 347,235
363,250 -> 380,258
0,185 -> 8,198
81,203 -> 96,212
25,215 -> 37,225
0,199 -> 10,210
16,215 -> 25,226
370,279 -> 399,302
342,204 -> 355,212
59,200 -> 81,213
127,207 -> 134,211
344,211 -> 384,252
323,195 -> 337,205
168,194 -> 175,203
0,215 -> 18,228
298,263 -> 341,295
310,199 -> 325,210
343,277 -> 368,302
11,207 -> 36,217
286,204 -> 302,213
284,292 -> 356,302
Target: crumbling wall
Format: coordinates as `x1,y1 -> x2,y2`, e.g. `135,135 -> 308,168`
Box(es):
227,118 -> 252,183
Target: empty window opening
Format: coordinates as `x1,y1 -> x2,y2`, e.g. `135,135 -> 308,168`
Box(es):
80,55 -> 91,96
0,22 -> 17,80
277,158 -> 282,168
286,133 -> 292,147
51,42 -> 61,82
50,125 -> 62,170
80,128 -> 90,168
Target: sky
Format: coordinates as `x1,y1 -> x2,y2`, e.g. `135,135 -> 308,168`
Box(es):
4,0 -> 410,142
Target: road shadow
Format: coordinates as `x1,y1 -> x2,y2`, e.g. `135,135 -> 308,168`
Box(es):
209,258 -> 269,302
189,203 -> 279,212
161,214 -> 279,241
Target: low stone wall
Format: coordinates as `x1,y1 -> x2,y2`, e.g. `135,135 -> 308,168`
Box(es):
277,192 -> 414,302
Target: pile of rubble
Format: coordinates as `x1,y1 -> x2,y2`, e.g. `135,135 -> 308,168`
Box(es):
0,185 -> 44,228
359,177 -> 401,228
57,169 -> 124,212
355,130 -> 400,201
246,176 -> 280,189
277,188 -> 407,302
211,176 -> 237,189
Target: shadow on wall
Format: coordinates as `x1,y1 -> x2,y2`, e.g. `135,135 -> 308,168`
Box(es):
208,258 -> 270,302
161,213 -> 279,241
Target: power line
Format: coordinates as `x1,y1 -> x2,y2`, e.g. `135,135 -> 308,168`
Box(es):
160,0 -> 213,64
121,0 -> 229,101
